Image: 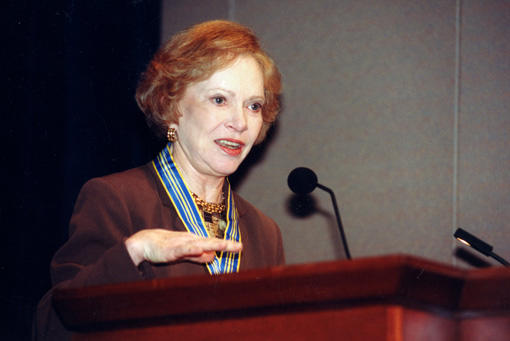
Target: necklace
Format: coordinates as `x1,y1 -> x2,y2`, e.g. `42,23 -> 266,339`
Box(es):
191,192 -> 226,214
191,192 -> 227,239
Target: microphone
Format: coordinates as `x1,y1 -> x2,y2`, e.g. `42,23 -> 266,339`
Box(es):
288,167 -> 352,259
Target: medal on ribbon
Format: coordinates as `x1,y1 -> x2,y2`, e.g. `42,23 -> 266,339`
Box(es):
152,143 -> 241,274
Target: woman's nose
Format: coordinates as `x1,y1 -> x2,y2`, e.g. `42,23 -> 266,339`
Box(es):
226,106 -> 248,132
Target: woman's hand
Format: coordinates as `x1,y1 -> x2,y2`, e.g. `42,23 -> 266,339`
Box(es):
124,229 -> 243,266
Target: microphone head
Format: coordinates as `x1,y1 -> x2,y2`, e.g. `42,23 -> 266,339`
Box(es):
454,228 -> 493,256
288,167 -> 318,194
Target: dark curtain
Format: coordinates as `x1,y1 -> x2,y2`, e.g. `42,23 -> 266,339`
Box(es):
3,1 -> 162,339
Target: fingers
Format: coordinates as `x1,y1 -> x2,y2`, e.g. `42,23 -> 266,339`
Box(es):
184,239 -> 242,264
192,238 -> 243,253
173,237 -> 242,262
187,251 -> 217,264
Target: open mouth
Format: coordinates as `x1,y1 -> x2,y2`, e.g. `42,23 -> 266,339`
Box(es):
215,139 -> 244,155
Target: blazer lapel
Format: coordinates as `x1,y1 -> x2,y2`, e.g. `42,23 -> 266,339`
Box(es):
147,162 -> 187,232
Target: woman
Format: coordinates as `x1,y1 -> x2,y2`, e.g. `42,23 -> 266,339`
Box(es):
35,20 -> 284,339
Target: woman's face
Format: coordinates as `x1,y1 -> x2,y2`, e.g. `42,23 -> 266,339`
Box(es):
172,55 -> 265,180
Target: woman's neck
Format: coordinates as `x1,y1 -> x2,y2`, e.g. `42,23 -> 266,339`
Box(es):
188,176 -> 224,203
170,143 -> 225,203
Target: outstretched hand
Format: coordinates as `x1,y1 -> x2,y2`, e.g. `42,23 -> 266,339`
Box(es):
125,229 -> 242,266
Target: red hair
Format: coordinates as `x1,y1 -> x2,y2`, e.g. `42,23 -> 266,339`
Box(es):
136,20 -> 282,143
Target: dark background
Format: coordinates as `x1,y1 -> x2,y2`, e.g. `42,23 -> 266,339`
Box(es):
3,1 -> 162,339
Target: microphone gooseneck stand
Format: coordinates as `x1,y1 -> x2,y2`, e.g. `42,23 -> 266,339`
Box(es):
288,167 -> 351,260
316,183 -> 351,260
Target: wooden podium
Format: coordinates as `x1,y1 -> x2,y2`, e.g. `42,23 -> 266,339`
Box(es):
53,255 -> 510,340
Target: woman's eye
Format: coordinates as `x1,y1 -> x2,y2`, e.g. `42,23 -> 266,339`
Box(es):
249,103 -> 262,112
212,96 -> 226,105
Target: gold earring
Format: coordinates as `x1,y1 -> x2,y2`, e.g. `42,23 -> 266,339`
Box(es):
167,127 -> 177,142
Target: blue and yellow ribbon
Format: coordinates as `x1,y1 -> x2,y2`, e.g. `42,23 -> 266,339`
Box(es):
152,143 -> 241,274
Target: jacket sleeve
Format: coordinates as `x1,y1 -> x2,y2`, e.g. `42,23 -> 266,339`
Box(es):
50,177 -> 150,287
35,177 -> 152,340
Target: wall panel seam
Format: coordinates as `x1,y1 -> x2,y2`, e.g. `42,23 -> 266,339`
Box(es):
228,0 -> 236,21
452,0 -> 463,265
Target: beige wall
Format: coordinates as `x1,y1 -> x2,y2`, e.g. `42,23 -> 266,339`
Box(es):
161,0 -> 510,267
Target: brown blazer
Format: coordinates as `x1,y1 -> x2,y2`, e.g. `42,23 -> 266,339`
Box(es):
35,163 -> 284,340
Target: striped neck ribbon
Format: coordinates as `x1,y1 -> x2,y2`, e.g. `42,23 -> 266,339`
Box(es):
152,143 -> 241,275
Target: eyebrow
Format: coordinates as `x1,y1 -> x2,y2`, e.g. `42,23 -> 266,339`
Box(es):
209,87 -> 265,102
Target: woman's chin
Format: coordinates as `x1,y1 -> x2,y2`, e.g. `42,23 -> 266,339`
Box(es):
211,151 -> 251,175
210,160 -> 244,177
216,166 -> 240,177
